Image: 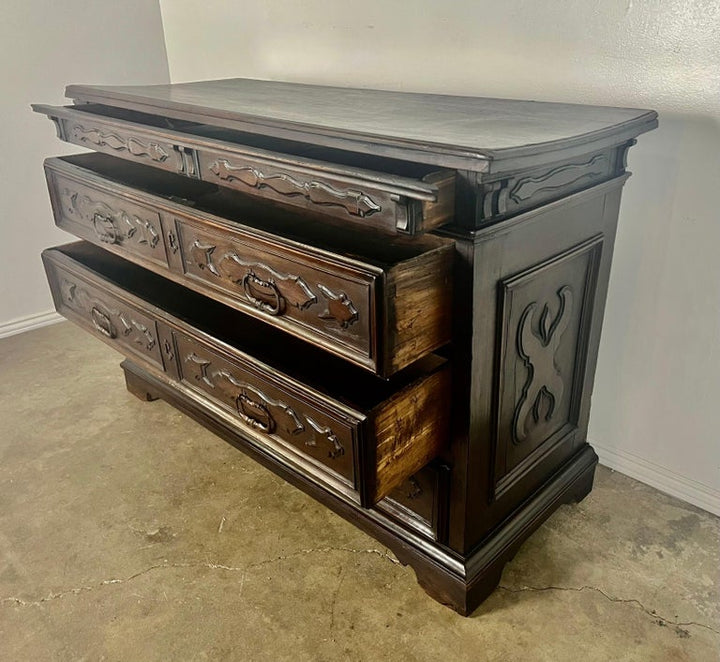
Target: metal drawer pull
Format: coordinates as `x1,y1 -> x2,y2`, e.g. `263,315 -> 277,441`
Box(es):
90,306 -> 116,338
237,392 -> 275,433
92,212 -> 119,244
241,271 -> 283,316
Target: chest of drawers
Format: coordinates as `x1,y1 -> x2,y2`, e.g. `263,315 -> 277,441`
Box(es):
34,79 -> 657,615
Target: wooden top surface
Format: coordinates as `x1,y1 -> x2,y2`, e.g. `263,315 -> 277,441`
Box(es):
67,78 -> 657,171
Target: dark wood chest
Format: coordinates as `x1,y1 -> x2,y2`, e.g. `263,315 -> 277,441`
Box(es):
33,79 -> 657,614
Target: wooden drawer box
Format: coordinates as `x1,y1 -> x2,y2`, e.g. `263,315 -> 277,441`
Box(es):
44,154 -> 453,378
33,104 -> 455,235
42,242 -> 450,507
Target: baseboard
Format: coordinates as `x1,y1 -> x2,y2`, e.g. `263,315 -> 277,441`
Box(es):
595,443 -> 720,516
0,310 -> 63,339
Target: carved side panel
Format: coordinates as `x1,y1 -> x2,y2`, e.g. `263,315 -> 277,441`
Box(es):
173,333 -> 357,486
493,236 -> 603,497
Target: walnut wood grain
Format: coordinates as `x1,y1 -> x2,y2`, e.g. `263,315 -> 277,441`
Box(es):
368,367 -> 451,502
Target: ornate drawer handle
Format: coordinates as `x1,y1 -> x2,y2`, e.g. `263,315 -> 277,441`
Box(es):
90,306 -> 116,338
237,392 -> 276,433
92,212 -> 120,244
241,272 -> 284,316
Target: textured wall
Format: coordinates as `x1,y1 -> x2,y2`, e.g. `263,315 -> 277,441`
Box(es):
0,1 -> 169,334
159,0 -> 720,512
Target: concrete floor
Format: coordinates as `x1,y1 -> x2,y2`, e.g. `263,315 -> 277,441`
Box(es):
0,322 -> 718,662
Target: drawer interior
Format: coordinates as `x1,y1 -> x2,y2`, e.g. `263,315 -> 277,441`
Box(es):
54,241 -> 445,410
56,153 -> 453,268
68,103 -> 446,182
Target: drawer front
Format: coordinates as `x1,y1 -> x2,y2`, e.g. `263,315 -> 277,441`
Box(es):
173,333 -> 358,488
64,114 -> 185,176
35,105 -> 454,235
44,260 -> 164,370
197,149 -> 401,228
43,243 -> 449,507
377,464 -> 449,542
175,218 -> 375,360
47,168 -> 169,267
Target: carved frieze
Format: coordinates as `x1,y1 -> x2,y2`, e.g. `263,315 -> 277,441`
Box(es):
71,124 -> 170,163
208,158 -> 382,218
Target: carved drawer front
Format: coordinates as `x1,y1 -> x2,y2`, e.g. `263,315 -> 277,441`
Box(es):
376,463 -> 450,542
174,333 -> 358,492
175,221 -> 374,366
42,155 -> 454,377
43,258 -> 163,371
46,167 -> 168,267
33,105 -> 455,235
41,243 -> 451,507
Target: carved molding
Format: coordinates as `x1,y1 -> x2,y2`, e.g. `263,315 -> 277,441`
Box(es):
208,158 -> 382,218
71,124 -> 169,163
63,188 -> 160,249
513,286 -> 573,444
509,154 -> 608,204
317,283 -> 359,328
187,239 -> 317,314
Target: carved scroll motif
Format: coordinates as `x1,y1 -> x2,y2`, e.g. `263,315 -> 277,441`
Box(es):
64,189 -> 160,249
306,416 -> 345,459
317,283 -> 358,328
187,239 -> 317,313
513,286 -> 573,443
183,352 -> 304,436
209,158 -> 382,218
509,155 -> 608,204
71,124 -> 170,163
60,278 -> 156,352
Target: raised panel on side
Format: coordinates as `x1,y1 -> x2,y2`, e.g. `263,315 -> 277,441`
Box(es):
493,235 -> 603,498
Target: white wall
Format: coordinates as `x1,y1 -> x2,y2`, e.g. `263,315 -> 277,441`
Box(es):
159,0 -> 720,513
0,1 -> 169,336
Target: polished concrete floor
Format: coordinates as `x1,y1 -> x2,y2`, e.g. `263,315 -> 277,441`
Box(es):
0,322 -> 718,662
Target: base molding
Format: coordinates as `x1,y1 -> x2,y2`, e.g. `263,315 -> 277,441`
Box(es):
0,310 -> 63,339
595,443 -> 720,516
120,359 -> 598,616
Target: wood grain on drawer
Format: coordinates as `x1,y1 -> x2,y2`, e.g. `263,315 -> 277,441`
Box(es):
41,242 -> 450,506
33,104 -> 455,235
43,155 -> 454,377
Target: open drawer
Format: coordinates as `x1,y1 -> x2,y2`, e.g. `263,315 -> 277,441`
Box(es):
42,242 -> 451,507
44,154 -> 453,378
33,103 -> 455,235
